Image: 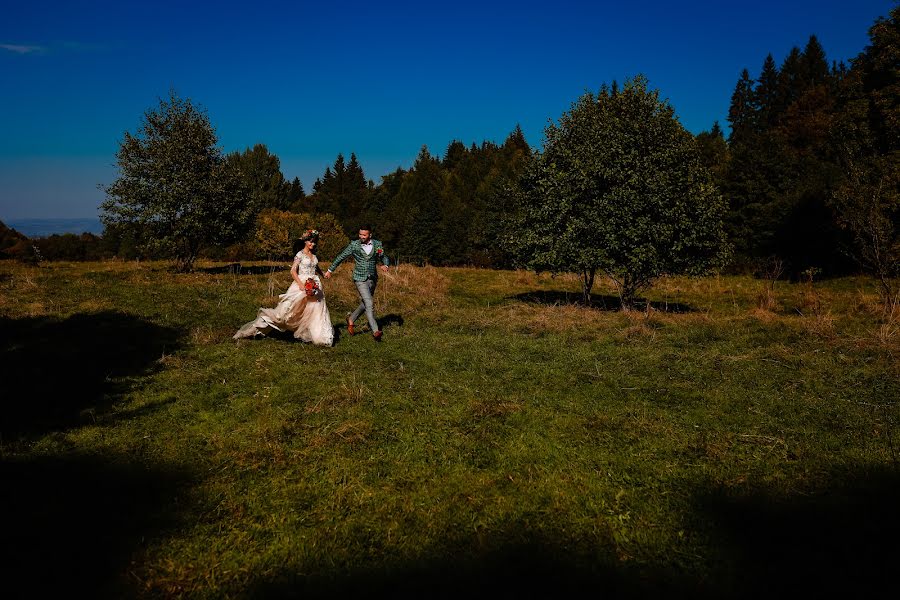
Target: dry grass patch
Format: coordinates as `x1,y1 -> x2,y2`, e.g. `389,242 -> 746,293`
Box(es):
190,325 -> 235,345
462,300 -> 613,337
872,297 -> 900,351
76,298 -> 112,312
803,310 -> 837,340
323,263 -> 450,317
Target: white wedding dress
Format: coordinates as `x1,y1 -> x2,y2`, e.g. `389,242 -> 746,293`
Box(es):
233,252 -> 334,346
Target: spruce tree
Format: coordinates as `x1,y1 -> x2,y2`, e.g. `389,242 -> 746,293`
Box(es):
394,146 -> 444,263
801,35 -> 831,89
777,47 -> 804,115
728,69 -> 756,144
755,54 -> 780,129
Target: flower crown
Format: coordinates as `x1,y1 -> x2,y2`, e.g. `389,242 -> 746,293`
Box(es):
302,229 -> 320,240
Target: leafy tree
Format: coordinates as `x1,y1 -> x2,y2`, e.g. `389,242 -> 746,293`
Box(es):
100,91 -> 250,271
252,209 -> 345,260
507,76 -> 729,307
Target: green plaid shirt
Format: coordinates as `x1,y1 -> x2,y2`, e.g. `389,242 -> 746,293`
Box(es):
327,239 -> 390,281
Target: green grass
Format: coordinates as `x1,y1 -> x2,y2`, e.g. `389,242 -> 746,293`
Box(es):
1,260 -> 898,598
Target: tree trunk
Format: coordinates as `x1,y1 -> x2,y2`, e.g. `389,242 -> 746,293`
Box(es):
581,268 -> 596,306
620,273 -> 636,310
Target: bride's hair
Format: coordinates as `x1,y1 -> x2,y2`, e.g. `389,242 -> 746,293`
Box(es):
293,229 -> 320,254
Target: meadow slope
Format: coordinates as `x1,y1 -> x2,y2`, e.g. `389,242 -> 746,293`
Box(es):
1,260 -> 897,598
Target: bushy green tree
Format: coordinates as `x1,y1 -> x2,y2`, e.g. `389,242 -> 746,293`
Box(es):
252,209 -> 345,260
507,76 -> 729,307
100,91 -> 250,271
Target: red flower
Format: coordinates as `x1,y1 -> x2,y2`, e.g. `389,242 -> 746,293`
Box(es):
304,278 -> 320,299
376,248 -> 383,255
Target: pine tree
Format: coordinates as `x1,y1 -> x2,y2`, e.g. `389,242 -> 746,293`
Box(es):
442,140 -> 467,170
224,143 -> 289,213
344,153 -> 369,230
728,69 -> 756,144
695,121 -> 729,185
285,177 -> 307,212
777,47 -> 804,116
503,124 -> 530,155
801,35 -> 830,89
755,54 -> 780,129
393,146 -> 444,263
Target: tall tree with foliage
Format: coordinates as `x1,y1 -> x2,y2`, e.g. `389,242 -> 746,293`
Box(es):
392,146 -> 445,263
225,143 -> 289,212
831,5 -> 900,300
728,69 -> 757,144
723,34 -> 854,274
309,153 -> 371,232
100,91 -> 250,271
507,76 -> 728,307
285,177 -> 307,211
695,122 -> 729,185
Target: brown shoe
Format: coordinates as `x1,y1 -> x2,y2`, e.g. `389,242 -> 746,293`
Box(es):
346,315 -> 355,336
373,330 -> 383,342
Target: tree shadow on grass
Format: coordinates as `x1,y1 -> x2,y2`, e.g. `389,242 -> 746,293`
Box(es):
245,467 -> 900,599
0,454 -> 193,598
0,311 -> 184,440
511,291 -> 696,313
694,466 -> 900,597
246,526 -> 705,599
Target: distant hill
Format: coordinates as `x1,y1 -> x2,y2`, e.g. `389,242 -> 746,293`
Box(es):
6,218 -> 103,238
1,220 -> 32,259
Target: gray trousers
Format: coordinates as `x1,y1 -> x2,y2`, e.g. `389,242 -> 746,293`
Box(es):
350,278 -> 379,332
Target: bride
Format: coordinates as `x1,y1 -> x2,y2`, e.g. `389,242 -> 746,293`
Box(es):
233,230 -> 334,346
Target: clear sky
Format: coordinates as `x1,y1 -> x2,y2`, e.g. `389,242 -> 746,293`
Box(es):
0,0 -> 894,219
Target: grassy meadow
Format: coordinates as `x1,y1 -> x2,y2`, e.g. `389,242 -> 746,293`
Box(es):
1,259 -> 898,598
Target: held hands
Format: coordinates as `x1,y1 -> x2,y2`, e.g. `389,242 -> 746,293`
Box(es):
380,265 -> 389,273
324,271 -> 332,279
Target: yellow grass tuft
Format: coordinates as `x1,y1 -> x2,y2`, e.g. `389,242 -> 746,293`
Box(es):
873,295 -> 899,348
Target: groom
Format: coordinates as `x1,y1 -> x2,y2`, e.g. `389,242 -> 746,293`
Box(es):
325,226 -> 390,340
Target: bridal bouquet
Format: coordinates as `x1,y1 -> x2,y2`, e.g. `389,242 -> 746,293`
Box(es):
304,278 -> 320,300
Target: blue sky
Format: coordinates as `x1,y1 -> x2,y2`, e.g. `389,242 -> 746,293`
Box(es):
0,0 -> 894,219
